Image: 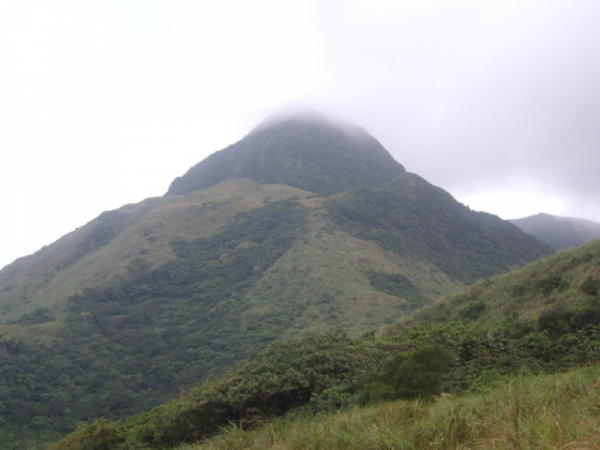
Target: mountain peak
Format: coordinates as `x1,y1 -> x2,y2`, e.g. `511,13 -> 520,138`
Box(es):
166,112 -> 405,196
248,108 -> 331,134
510,213 -> 600,250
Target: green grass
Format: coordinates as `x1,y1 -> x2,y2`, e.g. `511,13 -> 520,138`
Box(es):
240,207 -> 464,338
405,238 -> 600,332
186,365 -> 600,450
0,179 -> 311,323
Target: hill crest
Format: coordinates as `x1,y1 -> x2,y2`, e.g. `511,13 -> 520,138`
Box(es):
510,213 -> 600,250
166,112 -> 405,196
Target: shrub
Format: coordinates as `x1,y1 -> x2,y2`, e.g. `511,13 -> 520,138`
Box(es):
357,345 -> 455,404
48,418 -> 125,450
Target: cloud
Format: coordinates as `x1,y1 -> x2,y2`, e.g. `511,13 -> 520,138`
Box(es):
1,0 -> 600,268
299,0 -> 600,221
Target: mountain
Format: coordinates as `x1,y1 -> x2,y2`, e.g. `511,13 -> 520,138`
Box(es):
0,112 -> 553,448
509,213 -> 600,250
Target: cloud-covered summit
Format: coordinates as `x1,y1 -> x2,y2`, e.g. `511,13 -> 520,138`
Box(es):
167,112 -> 404,196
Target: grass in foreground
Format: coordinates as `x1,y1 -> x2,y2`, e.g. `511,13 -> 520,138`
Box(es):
185,366 -> 600,450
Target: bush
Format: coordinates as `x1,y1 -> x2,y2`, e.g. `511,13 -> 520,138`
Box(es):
48,419 -> 125,450
581,275 -> 599,296
357,345 -> 455,404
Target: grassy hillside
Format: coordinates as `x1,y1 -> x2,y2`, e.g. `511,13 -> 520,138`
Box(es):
187,366 -> 600,450
0,173 -> 555,449
0,179 -> 311,322
326,173 -> 553,285
405,237 -> 600,331
0,113 -> 556,449
48,238 -> 600,449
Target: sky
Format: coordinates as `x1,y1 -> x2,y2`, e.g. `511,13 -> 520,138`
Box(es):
1,0 -> 600,269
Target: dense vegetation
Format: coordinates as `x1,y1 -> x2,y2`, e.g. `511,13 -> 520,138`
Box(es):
0,200 -> 310,449
0,113 -> 568,448
167,114 -> 405,196
50,238 -> 600,448
326,173 -> 554,284
0,181 -> 557,448
188,366 -> 600,449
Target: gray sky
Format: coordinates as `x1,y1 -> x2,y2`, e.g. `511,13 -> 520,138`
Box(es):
1,0 -> 599,269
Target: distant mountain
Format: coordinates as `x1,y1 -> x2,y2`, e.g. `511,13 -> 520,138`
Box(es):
510,213 -> 600,250
0,112 -> 553,448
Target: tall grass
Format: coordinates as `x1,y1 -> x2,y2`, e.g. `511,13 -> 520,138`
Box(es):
185,366 -> 600,450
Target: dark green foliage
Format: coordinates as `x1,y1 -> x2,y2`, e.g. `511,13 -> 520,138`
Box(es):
538,302 -> 600,337
459,300 -> 486,320
367,270 -> 428,309
581,275 -> 599,296
326,173 -> 554,284
50,329 -> 364,449
76,210 -> 128,255
12,307 -> 55,325
356,345 -> 455,404
307,384 -> 355,413
537,274 -> 563,294
0,200 -> 308,449
167,114 -> 405,196
538,305 -> 573,337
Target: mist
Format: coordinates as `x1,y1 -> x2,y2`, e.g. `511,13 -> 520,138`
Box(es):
1,0 -> 599,268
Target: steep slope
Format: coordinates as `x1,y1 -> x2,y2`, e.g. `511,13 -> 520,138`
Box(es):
0,179 -> 311,322
0,112 -> 555,448
510,212 -> 600,250
405,237 -> 600,331
326,173 -> 553,285
167,111 -> 405,196
50,240 -> 600,450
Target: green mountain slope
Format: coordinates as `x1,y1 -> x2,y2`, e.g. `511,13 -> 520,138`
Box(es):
326,173 -> 551,285
405,236 -> 600,331
510,212 -> 600,250
0,179 -> 311,322
51,240 -> 600,450
0,113 -> 554,449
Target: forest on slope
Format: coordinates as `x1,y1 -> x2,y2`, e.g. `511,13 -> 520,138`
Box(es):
50,238 -> 600,449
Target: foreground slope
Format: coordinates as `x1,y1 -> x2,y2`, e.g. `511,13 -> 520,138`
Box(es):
510,212 -> 600,250
51,239 -> 600,450
0,112 -> 553,448
406,237 -> 600,330
188,368 -> 600,450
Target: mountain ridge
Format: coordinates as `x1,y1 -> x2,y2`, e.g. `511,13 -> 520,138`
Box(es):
510,212 -> 600,250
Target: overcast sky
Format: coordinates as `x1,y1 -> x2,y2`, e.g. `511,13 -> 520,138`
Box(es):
1,0 -> 599,269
